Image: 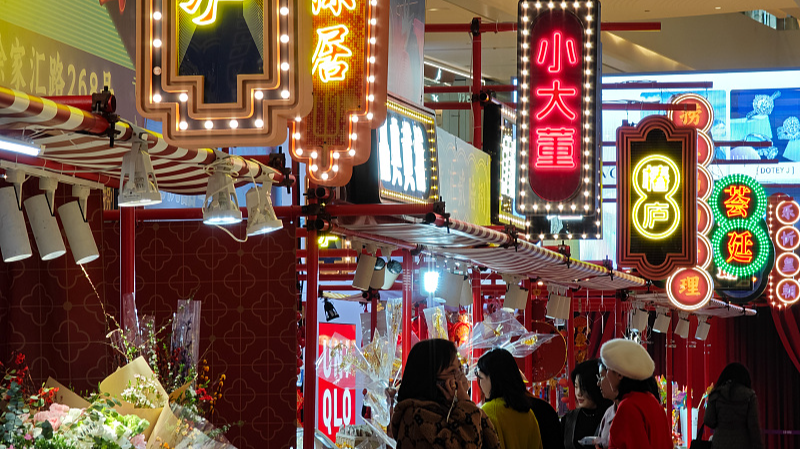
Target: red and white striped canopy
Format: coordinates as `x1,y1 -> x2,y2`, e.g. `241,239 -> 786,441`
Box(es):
0,85 -> 271,195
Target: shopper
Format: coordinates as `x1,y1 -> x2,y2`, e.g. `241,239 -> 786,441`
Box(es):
703,362 -> 763,448
390,339 -> 499,449
597,338 -> 672,449
561,359 -> 613,448
525,393 -> 564,449
475,348 -> 543,449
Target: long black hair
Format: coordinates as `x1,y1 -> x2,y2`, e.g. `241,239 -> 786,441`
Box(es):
571,359 -> 612,411
397,339 -> 457,405
716,362 -> 752,389
477,347 -> 530,412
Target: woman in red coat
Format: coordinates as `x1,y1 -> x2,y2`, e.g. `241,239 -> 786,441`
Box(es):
597,339 -> 672,449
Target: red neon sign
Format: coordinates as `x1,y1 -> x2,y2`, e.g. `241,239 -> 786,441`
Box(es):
723,185 -> 752,219
726,230 -> 754,264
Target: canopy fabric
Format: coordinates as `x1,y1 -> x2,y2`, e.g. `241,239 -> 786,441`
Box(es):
0,85 -> 271,194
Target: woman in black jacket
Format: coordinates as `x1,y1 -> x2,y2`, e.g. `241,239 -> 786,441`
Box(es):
560,359 -> 612,448
704,362 -> 763,448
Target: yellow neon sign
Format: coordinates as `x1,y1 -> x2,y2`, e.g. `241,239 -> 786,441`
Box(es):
313,0 -> 357,16
179,0 -> 244,26
312,25 -> 352,83
631,154 -> 681,240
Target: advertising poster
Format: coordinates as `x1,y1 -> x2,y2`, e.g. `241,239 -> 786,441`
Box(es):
317,323 -> 357,442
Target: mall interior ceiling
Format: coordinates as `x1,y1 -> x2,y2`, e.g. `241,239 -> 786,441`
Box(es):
424,0 -> 800,80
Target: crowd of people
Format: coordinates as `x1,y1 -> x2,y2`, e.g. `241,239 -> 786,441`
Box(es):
387,338 -> 762,449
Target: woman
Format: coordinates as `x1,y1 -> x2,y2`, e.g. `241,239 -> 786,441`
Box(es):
390,339 -> 499,449
704,362 -> 763,448
597,338 -> 672,449
560,359 -> 612,448
475,348 -> 543,449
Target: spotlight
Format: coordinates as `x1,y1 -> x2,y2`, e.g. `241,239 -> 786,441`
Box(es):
118,140 -> 162,206
58,185 -> 99,265
652,308 -> 671,334
352,254 -> 377,291
0,134 -> 42,156
245,171 -> 282,236
423,270 -> 440,295
675,313 -> 691,339
323,298 -> 339,322
381,259 -> 402,290
369,257 -> 386,289
695,315 -> 710,341
24,177 -> 66,260
504,284 -> 529,310
202,161 -> 242,225
0,184 -> 32,262
546,292 -> 571,320
630,307 -> 649,333
459,277 -> 473,306
439,271 -> 466,307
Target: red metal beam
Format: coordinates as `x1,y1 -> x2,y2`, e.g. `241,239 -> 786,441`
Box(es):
121,207 -> 135,322
424,22 -> 660,34
601,22 -> 661,32
602,103 -> 697,111
0,150 -> 118,187
424,101 -> 472,110
303,228 -> 318,449
402,249 -> 413,368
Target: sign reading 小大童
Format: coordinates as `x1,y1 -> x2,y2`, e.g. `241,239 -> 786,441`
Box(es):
616,115 -> 697,280
515,0 -> 602,240
290,0 -> 390,186
135,0 -> 312,147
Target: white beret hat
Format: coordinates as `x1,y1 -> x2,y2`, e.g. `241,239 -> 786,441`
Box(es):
600,338 -> 655,381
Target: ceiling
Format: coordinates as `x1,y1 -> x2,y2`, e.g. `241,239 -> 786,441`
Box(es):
424,0 -> 800,81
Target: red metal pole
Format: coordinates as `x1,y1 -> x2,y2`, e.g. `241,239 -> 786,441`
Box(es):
686,319 -> 693,444
402,249 -> 413,367
120,207 -> 135,324
424,21 -> 659,33
423,102 -> 471,110
471,18 -> 483,150
524,283 -> 533,389
667,315 -> 673,433
567,295 -> 576,410
303,228 -> 319,449
601,22 -> 661,31
472,269 -> 483,403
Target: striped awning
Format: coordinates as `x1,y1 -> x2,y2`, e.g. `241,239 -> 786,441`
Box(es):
0,85 -> 273,195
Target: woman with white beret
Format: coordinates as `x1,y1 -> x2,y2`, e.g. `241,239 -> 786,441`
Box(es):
597,339 -> 672,449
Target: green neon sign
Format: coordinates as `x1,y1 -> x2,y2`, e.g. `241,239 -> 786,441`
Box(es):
710,173 -> 767,226
711,219 -> 769,277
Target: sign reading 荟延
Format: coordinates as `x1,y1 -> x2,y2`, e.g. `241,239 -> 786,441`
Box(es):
515,0 -> 601,239
617,115 -> 697,280
290,0 -> 390,186
709,174 -> 770,278
135,0 -> 312,147
317,323 -> 356,442
376,99 -> 439,204
768,196 -> 800,305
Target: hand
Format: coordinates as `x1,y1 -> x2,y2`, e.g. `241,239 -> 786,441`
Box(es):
437,377 -> 458,404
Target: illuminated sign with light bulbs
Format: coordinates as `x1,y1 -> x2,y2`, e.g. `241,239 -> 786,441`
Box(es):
135,0 -> 312,147
376,99 -> 439,204
290,0 -> 389,186
667,267 -> 714,311
515,0 -> 601,240
617,115 -> 697,280
768,196 -> 800,306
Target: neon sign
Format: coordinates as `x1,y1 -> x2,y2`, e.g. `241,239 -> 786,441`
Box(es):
515,0 -> 601,239
710,174 -> 767,225
631,155 -> 681,240
135,0 -> 312,147
711,219 -> 769,277
768,196 -> 800,306
290,0 -> 389,186
667,267 -> 713,311
617,115 -> 697,280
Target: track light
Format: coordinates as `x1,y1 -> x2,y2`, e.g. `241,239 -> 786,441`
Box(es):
630,307 -> 649,333
202,160 -> 242,225
423,270 -> 440,294
440,271 -> 466,307
546,291 -> 571,320
58,185 -> 99,264
695,315 -> 710,340
652,308 -> 671,334
0,134 -> 42,156
24,177 -> 66,260
381,259 -> 402,290
370,257 -> 386,289
460,277 -> 473,306
675,312 -> 691,339
118,139 -> 161,206
501,275 -> 528,310
352,253 -> 377,291
0,183 -> 32,262
323,298 -> 340,322
245,169 -> 282,236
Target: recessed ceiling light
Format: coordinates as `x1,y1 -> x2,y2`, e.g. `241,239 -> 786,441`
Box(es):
715,6 -> 721,9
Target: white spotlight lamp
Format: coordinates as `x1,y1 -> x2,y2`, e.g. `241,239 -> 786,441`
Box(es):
423,270 -> 440,295
459,277 -> 473,306
381,259 -> 402,290
24,177 -> 66,260
440,271 -> 466,307
58,185 -> 99,264
352,253 -> 377,291
203,161 -> 242,225
369,257 -> 386,289
0,179 -> 32,262
502,274 -> 528,311
695,315 -> 711,341
652,307 -> 671,334
675,312 -> 691,339
245,169 -> 282,236
118,139 -> 162,206
630,306 -> 649,333
546,289 -> 571,320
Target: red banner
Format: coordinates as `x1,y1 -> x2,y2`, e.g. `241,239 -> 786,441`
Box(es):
317,323 -> 357,441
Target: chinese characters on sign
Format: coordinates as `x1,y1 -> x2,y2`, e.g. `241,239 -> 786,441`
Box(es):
667,267 -> 713,311
377,99 -> 438,204
617,115 -> 697,280
769,197 -> 800,305
135,0 -> 312,147
515,0 -> 601,239
290,0 -> 390,186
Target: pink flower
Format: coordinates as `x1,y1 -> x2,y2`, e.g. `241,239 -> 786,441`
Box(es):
131,433 -> 147,449
24,434 -> 32,441
50,403 -> 70,414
